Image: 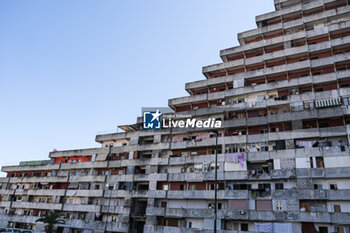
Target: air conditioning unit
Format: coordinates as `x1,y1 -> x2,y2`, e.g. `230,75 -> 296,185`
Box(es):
238,210 -> 246,215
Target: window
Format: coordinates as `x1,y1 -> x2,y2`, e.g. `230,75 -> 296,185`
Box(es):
241,223 -> 248,231
161,201 -> 167,208
304,101 -> 314,110
256,200 -> 272,211
218,203 -> 222,209
310,157 -> 314,168
233,184 -> 251,190
276,201 -> 283,211
209,163 -> 220,171
275,183 -> 284,190
314,184 -> 323,190
316,157 -> 324,168
336,227 -> 344,233
334,204 -> 341,213
189,184 -> 196,190
319,226 -> 328,233
107,184 -> 114,190
330,184 -> 338,190
260,129 -> 268,134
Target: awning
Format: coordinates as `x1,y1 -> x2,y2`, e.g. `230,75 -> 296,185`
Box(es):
315,97 -> 341,108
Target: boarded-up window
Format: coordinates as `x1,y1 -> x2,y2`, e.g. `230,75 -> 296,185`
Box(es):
256,200 -> 272,211
228,199 -> 247,210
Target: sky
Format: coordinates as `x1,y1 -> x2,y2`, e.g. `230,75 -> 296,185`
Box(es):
0,0 -> 274,176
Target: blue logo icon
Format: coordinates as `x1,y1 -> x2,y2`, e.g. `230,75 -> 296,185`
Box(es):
143,110 -> 162,129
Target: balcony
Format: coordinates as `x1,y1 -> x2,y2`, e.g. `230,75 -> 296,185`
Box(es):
26,189 -> 65,196
0,189 -> 15,195
0,214 -> 39,224
270,169 -> 295,179
106,174 -> 133,182
69,175 -> 105,183
49,147 -> 108,158
74,189 -> 103,197
60,161 -> 108,170
145,225 -> 258,233
147,190 -> 167,198
101,205 -> 130,214
0,201 -> 11,208
134,173 -> 167,182
104,190 -> 131,198
298,189 -> 327,200
61,219 -> 129,233
300,211 -> 331,223
330,212 -> 350,224
146,208 -> 291,222
164,190 -> 248,200
1,164 -> 59,173
327,190 -> 350,200
11,201 -> 62,210
9,176 -> 68,183
63,204 -> 100,212
272,189 -> 299,200
168,172 -> 204,182
132,190 -> 149,198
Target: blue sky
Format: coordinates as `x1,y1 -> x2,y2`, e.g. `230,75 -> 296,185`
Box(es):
0,0 -> 274,176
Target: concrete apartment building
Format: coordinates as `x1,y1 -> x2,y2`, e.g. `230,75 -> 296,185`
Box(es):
1,0 -> 350,232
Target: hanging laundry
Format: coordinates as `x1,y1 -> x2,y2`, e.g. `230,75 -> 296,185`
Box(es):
254,222 -> 273,232
237,152 -> 244,168
225,152 -> 243,163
